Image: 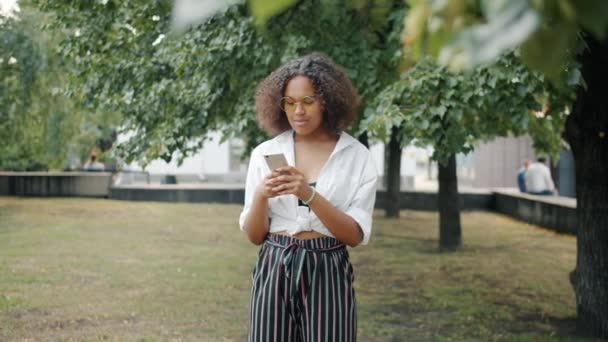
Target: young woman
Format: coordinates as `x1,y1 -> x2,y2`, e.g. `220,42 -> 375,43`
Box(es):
239,53 -> 378,342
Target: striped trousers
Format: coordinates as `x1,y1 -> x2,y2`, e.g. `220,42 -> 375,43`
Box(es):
248,234 -> 357,342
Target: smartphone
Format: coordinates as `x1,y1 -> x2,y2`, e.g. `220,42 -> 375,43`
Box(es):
263,153 -> 288,171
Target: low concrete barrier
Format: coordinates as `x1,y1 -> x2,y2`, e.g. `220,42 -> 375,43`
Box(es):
0,172 -> 112,197
110,184 -> 245,203
375,190 -> 494,211
493,190 -> 576,235
110,184 -> 494,210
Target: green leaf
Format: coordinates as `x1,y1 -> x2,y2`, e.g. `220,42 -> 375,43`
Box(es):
248,0 -> 297,26
572,0 -> 608,40
520,22 -> 577,83
439,0 -> 540,70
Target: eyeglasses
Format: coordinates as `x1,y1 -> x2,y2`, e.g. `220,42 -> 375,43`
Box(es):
279,96 -> 318,113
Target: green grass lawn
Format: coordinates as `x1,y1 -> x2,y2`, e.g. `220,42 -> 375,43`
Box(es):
0,197 -> 583,341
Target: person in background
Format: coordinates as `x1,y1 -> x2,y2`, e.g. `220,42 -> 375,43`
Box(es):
517,159 -> 529,192
83,154 -> 105,171
525,157 -> 556,195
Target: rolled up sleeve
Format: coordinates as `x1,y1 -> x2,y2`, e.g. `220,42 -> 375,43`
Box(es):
345,153 -> 378,245
239,148 -> 264,231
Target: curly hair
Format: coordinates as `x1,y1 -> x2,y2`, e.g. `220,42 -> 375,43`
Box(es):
255,53 -> 360,136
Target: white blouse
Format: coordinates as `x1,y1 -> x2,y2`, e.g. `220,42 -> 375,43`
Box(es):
239,129 -> 378,245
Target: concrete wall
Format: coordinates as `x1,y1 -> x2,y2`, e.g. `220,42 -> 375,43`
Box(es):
0,172 -> 112,197
110,187 -> 575,236
110,185 -> 494,211
493,190 -> 576,235
110,186 -> 245,203
0,175 -> 8,196
375,190 -> 494,211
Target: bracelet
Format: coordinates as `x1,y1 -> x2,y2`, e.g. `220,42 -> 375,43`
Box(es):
302,186 -> 316,206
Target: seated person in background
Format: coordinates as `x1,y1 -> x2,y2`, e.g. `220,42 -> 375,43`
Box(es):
83,154 -> 105,172
517,159 -> 529,192
525,157 -> 556,195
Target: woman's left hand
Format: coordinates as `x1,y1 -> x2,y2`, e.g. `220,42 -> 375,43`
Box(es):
269,166 -> 313,201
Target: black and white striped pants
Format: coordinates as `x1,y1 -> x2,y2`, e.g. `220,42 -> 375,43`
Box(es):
248,234 -> 357,342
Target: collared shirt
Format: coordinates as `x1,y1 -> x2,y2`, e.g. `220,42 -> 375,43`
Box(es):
525,162 -> 555,193
239,129 -> 378,245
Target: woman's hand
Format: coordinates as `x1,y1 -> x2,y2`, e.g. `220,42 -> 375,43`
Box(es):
269,166 -> 313,201
255,172 -> 284,199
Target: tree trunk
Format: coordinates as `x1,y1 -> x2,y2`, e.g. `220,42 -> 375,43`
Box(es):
438,153 -> 462,251
385,127 -> 401,218
565,34 -> 608,338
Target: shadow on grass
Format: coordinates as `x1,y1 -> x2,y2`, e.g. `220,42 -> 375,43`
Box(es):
361,292 -> 579,341
374,232 -> 519,257
373,233 -> 438,252
356,224 -> 581,340
512,312 -> 577,338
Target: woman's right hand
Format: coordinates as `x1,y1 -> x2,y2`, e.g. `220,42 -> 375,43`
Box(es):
255,171 -> 283,199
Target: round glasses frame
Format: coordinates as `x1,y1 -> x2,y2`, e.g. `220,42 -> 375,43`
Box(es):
279,96 -> 318,113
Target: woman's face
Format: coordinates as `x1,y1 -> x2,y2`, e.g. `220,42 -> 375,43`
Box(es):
282,76 -> 325,136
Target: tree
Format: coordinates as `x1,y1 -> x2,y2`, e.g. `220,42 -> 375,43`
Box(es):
403,0 -> 608,336
32,0 -> 404,168
0,7 -> 115,171
0,8 -> 71,170
363,55 -> 566,250
33,0 -> 420,218
1,12 -> 46,170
